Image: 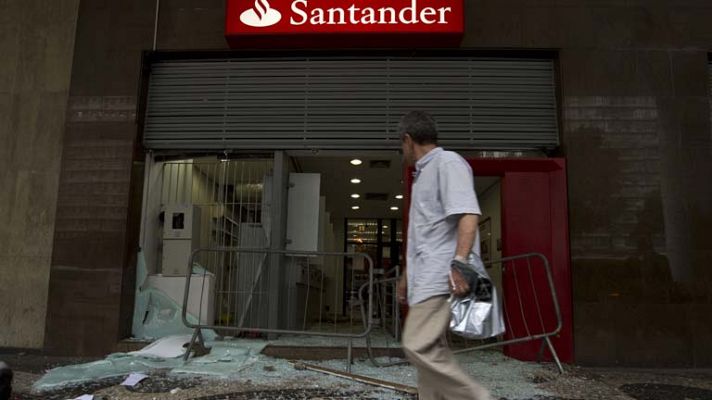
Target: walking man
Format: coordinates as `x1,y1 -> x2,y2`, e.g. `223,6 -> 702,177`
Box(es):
397,111 -> 492,400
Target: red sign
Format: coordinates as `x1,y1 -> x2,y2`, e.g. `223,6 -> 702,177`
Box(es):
225,0 -> 464,47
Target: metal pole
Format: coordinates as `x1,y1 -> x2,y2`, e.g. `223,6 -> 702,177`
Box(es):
152,0 -> 161,51
268,152 -> 288,335
293,362 -> 418,395
138,152 -> 153,250
545,336 -> 565,374
394,266 -> 401,342
347,339 -> 353,373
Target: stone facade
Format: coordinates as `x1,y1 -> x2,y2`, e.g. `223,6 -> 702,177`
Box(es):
0,0 -> 80,349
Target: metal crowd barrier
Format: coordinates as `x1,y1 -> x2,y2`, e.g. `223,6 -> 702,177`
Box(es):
354,267 -> 402,341
181,247 -> 375,368
363,253 -> 565,374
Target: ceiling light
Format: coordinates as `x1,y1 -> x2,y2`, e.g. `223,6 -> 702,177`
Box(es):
350,159 -> 363,166
395,194 -> 404,200
390,206 -> 399,211
350,178 -> 362,184
352,206 -> 360,210
383,225 -> 389,229
351,194 -> 360,199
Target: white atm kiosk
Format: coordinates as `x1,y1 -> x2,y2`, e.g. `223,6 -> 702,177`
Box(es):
153,204 -> 214,324
162,204 -> 201,276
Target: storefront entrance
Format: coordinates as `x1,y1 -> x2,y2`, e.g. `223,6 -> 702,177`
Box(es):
134,51 -> 569,360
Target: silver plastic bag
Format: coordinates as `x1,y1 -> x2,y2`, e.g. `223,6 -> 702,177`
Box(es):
449,254 -> 506,339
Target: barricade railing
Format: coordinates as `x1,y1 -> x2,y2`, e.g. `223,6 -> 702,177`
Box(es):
363,253 -> 565,373
360,267 -> 402,342
182,247 -> 375,368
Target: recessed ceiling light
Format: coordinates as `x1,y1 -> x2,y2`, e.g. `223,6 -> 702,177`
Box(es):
390,206 -> 399,211
350,159 -> 363,166
383,225 -> 389,229
395,194 -> 404,200
351,194 -> 361,199
350,178 -> 361,184
352,206 -> 360,210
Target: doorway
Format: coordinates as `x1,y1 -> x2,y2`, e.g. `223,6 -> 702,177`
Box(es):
471,158 -> 573,363
403,157 -> 573,363
288,151 -> 404,336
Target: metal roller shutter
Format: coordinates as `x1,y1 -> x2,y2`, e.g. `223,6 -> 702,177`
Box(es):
144,57 -> 559,150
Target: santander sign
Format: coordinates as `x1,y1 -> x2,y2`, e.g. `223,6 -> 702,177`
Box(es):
226,0 -> 464,47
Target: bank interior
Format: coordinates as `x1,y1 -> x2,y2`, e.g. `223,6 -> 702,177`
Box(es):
136,150 -> 502,342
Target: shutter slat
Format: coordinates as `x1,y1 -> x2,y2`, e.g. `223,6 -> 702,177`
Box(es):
144,57 -> 560,150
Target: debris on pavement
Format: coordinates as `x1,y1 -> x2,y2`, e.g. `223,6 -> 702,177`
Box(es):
14,337 -> 712,400
619,383 -> 712,400
28,343 -> 565,399
291,361 -> 418,395
124,373 -> 202,394
188,388 -> 415,400
311,351 -> 556,400
31,352 -> 180,392
129,335 -> 193,359
120,373 -> 149,387
31,338 -> 267,393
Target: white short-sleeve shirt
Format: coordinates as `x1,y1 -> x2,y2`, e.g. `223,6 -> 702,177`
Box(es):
407,147 -> 482,305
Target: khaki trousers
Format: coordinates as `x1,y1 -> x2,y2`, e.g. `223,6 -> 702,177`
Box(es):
403,295 -> 492,400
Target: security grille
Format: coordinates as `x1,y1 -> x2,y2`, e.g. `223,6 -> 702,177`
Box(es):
144,57 -> 559,150
160,159 -> 273,328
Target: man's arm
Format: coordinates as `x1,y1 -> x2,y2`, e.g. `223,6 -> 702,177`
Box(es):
454,214 -> 479,260
436,158 -> 481,261
450,213 -> 479,297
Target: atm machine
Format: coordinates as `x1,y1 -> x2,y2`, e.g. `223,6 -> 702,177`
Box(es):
161,204 -> 201,276
148,204 -> 214,324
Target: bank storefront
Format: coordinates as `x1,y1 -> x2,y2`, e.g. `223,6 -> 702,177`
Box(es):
132,0 -> 573,364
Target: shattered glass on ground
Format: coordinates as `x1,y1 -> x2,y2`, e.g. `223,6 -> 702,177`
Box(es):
125,373 -> 203,393
190,389 -> 415,400
17,335 -> 712,400
32,339 -> 268,392
16,377 -> 123,400
619,383 -> 712,400
312,351 -> 556,400
28,343 -> 567,399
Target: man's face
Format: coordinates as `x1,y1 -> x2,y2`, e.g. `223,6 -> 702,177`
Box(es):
401,134 -> 415,166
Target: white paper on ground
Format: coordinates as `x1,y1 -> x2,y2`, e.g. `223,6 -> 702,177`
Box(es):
74,395 -> 94,400
129,335 -> 192,359
120,373 -> 149,387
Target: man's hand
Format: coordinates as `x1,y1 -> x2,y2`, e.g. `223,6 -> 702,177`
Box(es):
397,275 -> 408,305
449,265 -> 471,298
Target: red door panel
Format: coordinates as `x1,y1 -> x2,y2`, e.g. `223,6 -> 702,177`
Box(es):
472,158 -> 573,364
